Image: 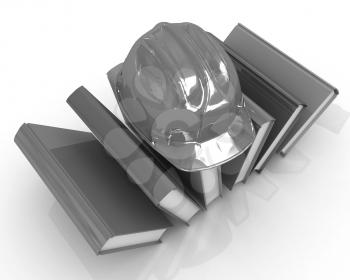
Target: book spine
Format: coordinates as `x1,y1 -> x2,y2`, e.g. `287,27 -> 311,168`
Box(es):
14,124 -> 110,254
67,87 -> 175,205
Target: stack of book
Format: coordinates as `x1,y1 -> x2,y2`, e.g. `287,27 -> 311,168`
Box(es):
15,24 -> 338,255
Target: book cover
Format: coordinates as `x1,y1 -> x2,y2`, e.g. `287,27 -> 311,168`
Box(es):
15,123 -> 172,254
221,149 -> 249,190
224,23 -> 338,155
235,95 -> 275,183
223,48 -> 305,171
220,95 -> 275,187
67,87 -> 201,222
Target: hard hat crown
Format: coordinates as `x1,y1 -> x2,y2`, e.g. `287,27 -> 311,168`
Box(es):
115,22 -> 255,171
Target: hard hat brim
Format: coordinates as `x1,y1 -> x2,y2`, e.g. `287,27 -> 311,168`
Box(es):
109,64 -> 255,172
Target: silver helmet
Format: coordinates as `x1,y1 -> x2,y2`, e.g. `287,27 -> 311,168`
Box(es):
114,22 -> 255,171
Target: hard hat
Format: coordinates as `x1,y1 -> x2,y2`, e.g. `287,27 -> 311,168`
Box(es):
114,22 -> 255,172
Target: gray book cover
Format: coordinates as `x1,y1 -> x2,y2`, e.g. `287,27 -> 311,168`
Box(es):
222,47 -> 305,172
221,149 -> 249,190
67,87 -> 201,222
220,95 -> 275,188
15,123 -> 172,255
224,23 -> 338,155
235,95 -> 275,183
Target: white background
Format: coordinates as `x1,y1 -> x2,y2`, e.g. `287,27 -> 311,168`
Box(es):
1,0 -> 350,279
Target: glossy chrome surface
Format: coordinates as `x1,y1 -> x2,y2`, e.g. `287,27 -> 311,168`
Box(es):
115,22 -> 255,171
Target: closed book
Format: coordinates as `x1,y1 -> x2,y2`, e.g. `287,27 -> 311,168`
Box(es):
235,95 -> 275,182
15,123 -> 172,255
221,94 -> 275,187
108,65 -> 223,208
221,149 -> 249,190
175,167 -> 223,207
224,23 -> 338,155
67,87 -> 201,222
222,45 -> 305,171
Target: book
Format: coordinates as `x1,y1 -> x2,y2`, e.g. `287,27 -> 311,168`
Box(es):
175,167 -> 223,207
14,123 -> 172,255
236,95 -> 275,182
221,149 -> 249,190
224,23 -> 338,155
67,86 -> 201,222
222,45 -> 305,172
220,95 -> 275,188
108,65 -> 223,208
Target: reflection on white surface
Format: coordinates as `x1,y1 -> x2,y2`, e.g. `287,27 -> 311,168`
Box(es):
48,171 -> 279,280
50,200 -> 232,280
316,103 -> 350,134
267,148 -> 311,174
243,173 -> 279,201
